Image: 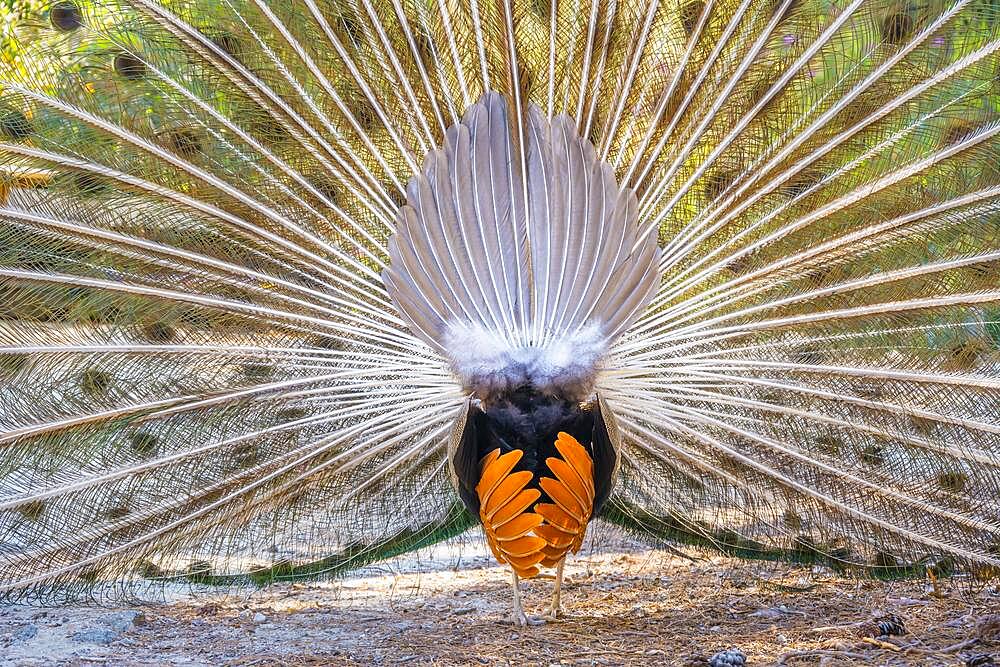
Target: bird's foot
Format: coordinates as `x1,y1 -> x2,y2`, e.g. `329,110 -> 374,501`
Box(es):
510,609 -> 554,628
508,569 -> 546,625
543,604 -> 564,621
544,558 -> 567,621
510,610 -> 548,626
510,608 -> 528,627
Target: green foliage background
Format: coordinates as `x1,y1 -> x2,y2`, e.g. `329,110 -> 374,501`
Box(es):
1,0 -> 45,67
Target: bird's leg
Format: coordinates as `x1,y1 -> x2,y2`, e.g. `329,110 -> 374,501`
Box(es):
546,558 -> 566,619
510,570 -> 528,627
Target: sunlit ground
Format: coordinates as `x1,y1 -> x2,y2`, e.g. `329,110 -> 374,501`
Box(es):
2,535 -> 999,666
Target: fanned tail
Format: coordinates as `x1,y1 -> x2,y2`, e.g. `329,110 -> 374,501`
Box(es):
1,0 -> 999,601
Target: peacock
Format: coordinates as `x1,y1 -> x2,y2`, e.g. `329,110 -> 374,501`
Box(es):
1,0 -> 1000,627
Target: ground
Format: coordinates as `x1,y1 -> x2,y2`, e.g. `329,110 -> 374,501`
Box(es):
1,542 -> 998,666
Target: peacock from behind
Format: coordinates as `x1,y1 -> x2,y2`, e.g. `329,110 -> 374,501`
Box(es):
1,0 -> 1000,624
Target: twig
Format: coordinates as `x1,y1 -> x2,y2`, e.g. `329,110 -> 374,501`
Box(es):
926,567 -> 948,599
938,637 -> 979,654
557,649 -> 629,659
777,649 -> 871,664
860,637 -> 902,651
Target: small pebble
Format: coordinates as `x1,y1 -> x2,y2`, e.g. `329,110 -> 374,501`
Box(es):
708,648 -> 747,667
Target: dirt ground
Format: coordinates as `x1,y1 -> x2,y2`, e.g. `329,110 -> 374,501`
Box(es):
2,541 -> 999,666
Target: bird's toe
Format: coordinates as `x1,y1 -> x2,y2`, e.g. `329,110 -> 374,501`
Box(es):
510,610 -> 529,627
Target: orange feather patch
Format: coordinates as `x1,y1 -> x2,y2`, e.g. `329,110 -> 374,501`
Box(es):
476,449 -> 546,578
533,433 -> 595,568
475,434 -> 596,579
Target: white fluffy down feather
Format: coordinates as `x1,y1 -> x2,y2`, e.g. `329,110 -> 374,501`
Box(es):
444,322 -> 607,402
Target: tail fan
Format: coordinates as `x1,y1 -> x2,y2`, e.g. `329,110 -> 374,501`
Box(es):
0,0 -> 998,600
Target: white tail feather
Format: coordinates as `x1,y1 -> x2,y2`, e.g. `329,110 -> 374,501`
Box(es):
383,93 -> 662,399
